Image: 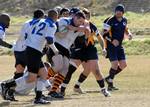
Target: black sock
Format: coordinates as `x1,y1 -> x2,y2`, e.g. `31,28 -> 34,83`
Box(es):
35,91 -> 42,100
63,64 -> 77,84
13,72 -> 24,79
61,86 -> 66,93
5,79 -> 17,88
108,68 -> 117,80
74,73 -> 87,88
97,79 -> 105,88
115,66 -> 122,75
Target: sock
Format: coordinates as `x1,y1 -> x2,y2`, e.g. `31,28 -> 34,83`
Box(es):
97,79 -> 105,89
50,73 -> 64,94
5,79 -> 17,88
13,72 -> 24,79
47,67 -> 56,79
35,78 -> 45,99
35,91 -> 42,100
74,73 -> 87,88
60,83 -> 68,93
115,66 -> 122,75
63,64 -> 77,84
107,68 -> 117,80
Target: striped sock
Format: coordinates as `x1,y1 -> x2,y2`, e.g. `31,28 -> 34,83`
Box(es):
47,67 -> 56,79
50,73 -> 64,93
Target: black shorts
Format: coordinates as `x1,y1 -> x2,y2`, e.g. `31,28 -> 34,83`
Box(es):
71,46 -> 98,62
106,45 -> 126,61
14,51 -> 27,68
26,46 -> 44,74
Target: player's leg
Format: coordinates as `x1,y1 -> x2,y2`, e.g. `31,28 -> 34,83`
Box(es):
34,63 -> 51,104
74,61 -> 90,93
13,51 -> 27,79
105,46 -> 120,91
60,59 -> 81,96
48,56 -> 69,98
91,60 -> 110,97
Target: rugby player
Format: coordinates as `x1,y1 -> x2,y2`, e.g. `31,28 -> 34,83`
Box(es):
103,4 -> 132,91
60,8 -> 110,97
13,9 -> 45,79
46,11 -> 90,98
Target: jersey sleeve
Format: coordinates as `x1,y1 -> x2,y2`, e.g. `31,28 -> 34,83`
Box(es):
57,18 -> 69,33
19,22 -> 29,40
103,17 -> 111,31
90,23 -> 100,36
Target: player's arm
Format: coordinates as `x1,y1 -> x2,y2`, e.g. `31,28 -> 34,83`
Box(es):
0,30 -> 12,49
124,24 -> 132,40
45,25 -> 59,55
0,39 -> 12,49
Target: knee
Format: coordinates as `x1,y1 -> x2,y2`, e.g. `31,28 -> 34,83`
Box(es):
120,63 -> 127,70
15,64 -> 25,73
111,63 -> 118,70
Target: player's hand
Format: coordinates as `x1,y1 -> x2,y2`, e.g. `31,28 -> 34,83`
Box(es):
128,33 -> 133,40
102,49 -> 107,57
11,42 -> 16,51
112,39 -> 119,47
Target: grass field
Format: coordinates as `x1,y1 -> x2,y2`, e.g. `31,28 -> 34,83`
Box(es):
0,55 -> 150,107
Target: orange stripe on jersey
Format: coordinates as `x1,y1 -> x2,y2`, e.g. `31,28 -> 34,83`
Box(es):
87,32 -> 95,46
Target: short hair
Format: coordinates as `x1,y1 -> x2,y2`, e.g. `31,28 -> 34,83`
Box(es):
33,9 -> 45,18
82,8 -> 90,15
47,9 -> 58,18
60,8 -> 70,15
74,11 -> 86,19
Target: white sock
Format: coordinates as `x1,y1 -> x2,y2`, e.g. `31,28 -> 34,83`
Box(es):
36,78 -> 45,91
61,83 -> 68,88
76,81 -> 81,86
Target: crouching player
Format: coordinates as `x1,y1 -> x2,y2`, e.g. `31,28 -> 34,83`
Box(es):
103,4 -> 132,91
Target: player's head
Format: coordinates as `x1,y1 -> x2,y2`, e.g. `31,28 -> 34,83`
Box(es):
115,4 -> 125,18
59,8 -> 70,17
82,8 -> 91,20
47,9 -> 58,21
73,11 -> 86,27
54,6 -> 62,18
33,9 -> 45,19
0,13 -> 10,28
69,7 -> 80,18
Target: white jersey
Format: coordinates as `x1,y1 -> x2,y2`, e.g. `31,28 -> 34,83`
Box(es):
26,18 -> 57,52
14,19 -> 33,52
0,25 -> 5,40
55,17 -> 83,50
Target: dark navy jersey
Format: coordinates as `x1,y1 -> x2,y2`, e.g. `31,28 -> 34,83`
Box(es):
103,16 -> 127,45
72,22 -> 99,49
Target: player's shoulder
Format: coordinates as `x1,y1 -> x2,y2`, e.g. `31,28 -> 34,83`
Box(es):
44,18 -> 56,28
122,16 -> 127,22
104,15 -> 115,24
58,17 -> 72,25
89,22 -> 98,31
